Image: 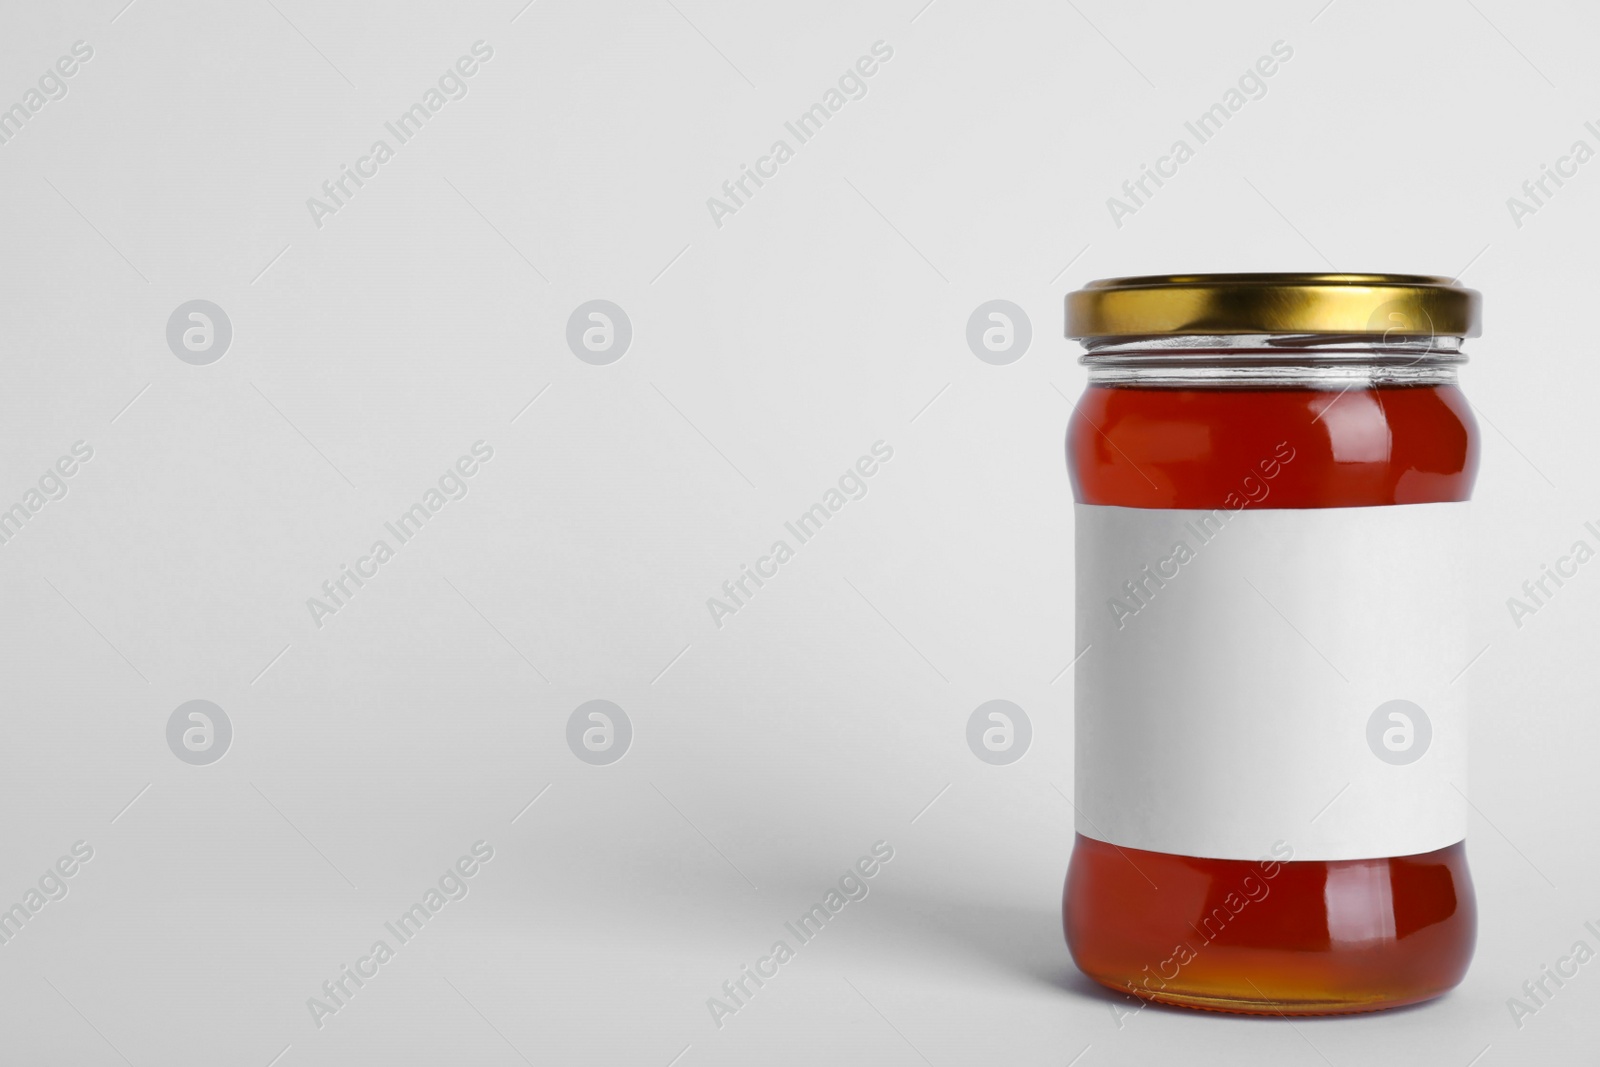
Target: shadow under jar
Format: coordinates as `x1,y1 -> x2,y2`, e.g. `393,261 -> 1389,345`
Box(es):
1061,274 -> 1480,1015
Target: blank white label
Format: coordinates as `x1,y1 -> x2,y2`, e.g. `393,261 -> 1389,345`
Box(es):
1074,502 -> 1469,862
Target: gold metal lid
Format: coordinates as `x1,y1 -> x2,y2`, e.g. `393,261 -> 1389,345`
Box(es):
1065,273 -> 1480,340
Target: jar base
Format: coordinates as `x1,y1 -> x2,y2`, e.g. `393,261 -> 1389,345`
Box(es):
1082,974 -> 1448,1016
1064,835 -> 1476,1017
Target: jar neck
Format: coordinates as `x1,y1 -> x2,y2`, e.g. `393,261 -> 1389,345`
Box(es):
1079,333 -> 1465,387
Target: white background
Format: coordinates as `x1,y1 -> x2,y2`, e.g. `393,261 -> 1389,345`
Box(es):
0,1 -> 1595,1064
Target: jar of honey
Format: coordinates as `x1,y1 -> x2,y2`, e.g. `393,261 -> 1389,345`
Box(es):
1063,273 -> 1480,1014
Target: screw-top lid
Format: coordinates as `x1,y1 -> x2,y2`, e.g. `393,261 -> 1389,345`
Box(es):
1065,273 -> 1480,341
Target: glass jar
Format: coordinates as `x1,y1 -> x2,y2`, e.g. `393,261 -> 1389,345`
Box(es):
1061,274 -> 1480,1014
